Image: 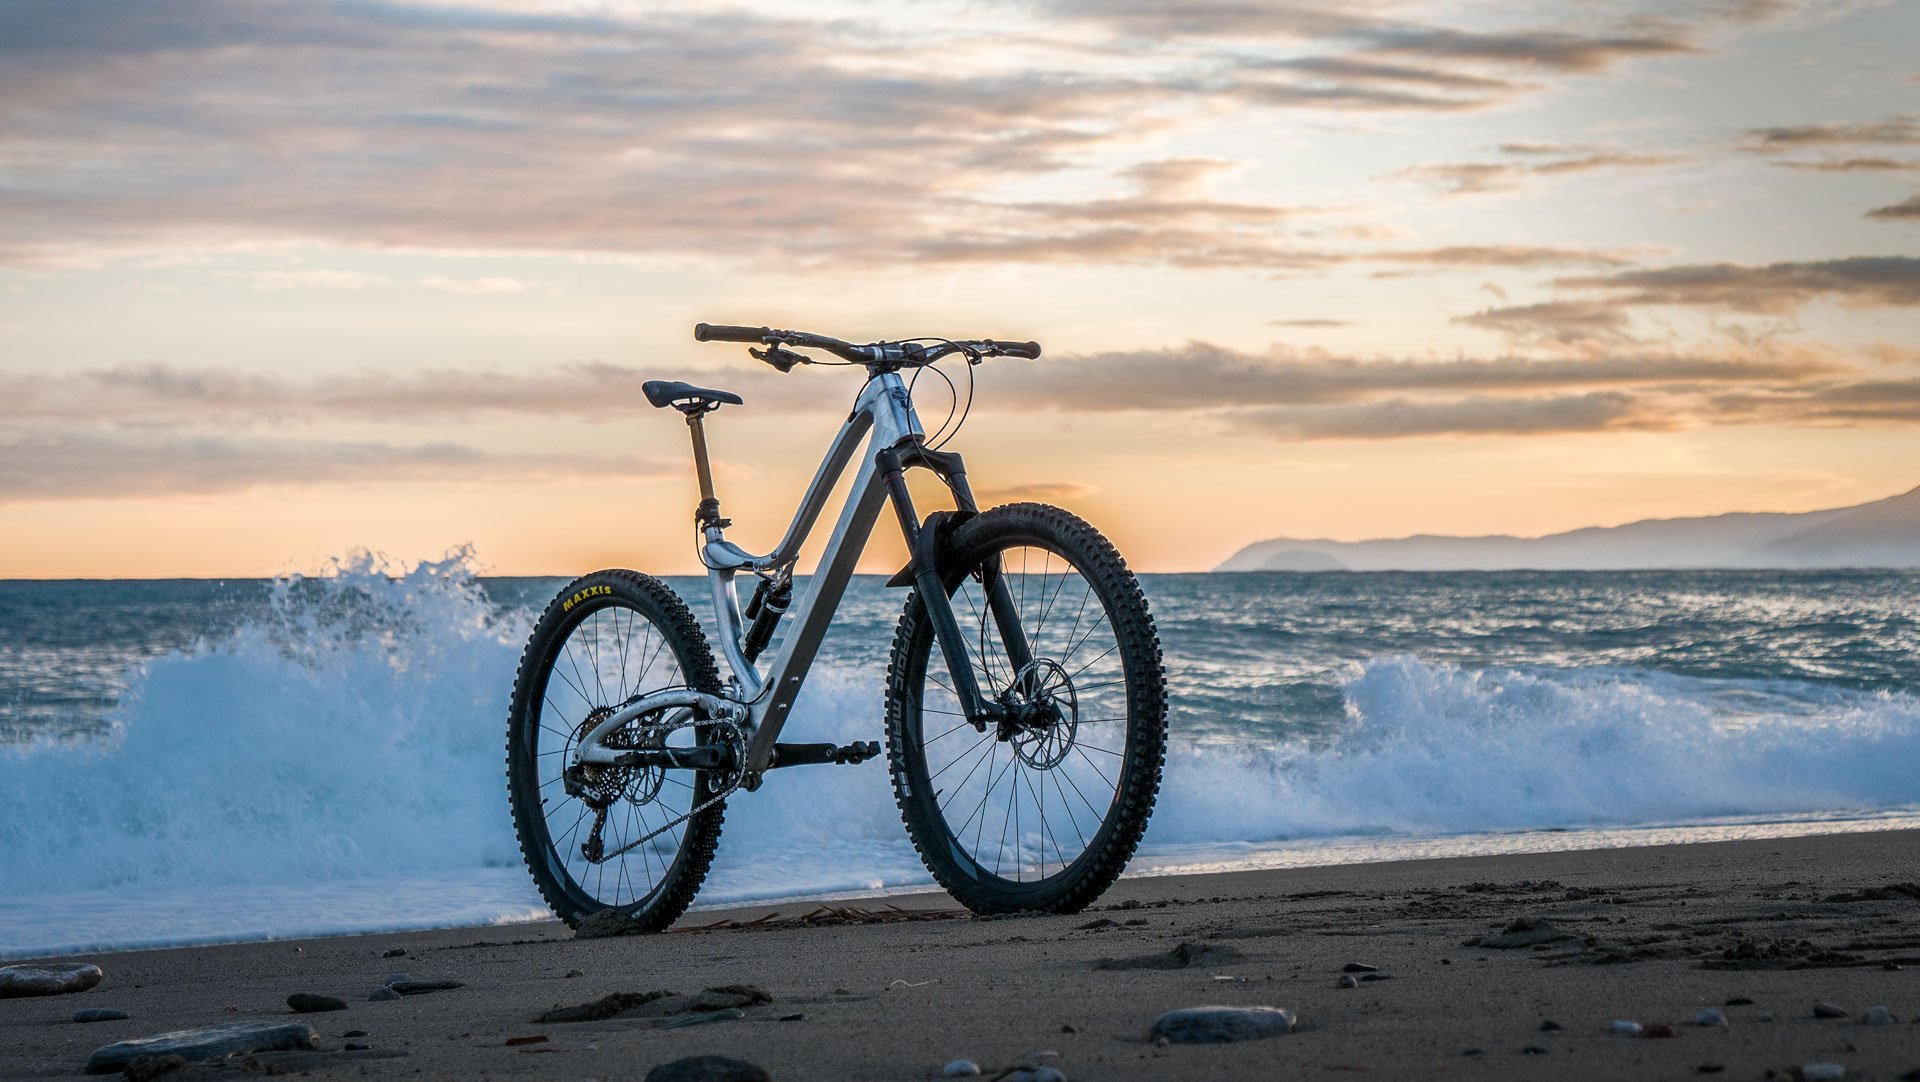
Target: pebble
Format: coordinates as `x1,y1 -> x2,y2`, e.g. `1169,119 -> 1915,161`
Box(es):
779,1013 -> 806,1022
943,1059 -> 981,1077
368,987 -> 402,1002
1610,1020 -> 1643,1036
287,993 -> 348,1013
1342,963 -> 1378,973
1796,1065 -> 1845,1081
345,1041 -> 372,1051
643,1055 -> 772,1082
1337,974 -> 1359,989
382,948 -> 407,958
1539,1020 -> 1562,1032
0,962 -> 105,999
1149,1006 -> 1297,1044
1645,1023 -> 1678,1039
72,1009 -> 131,1023
1813,1002 -> 1849,1019
1000,1070 -> 1065,1082
1757,1012 -> 1775,1022
84,1021 -> 318,1074
1861,1005 -> 1896,1025
1694,1009 -> 1728,1027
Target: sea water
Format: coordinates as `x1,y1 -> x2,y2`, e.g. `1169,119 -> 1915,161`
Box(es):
3,552 -> 1917,958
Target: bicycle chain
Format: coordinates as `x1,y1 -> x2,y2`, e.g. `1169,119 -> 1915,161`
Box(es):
585,709 -> 747,866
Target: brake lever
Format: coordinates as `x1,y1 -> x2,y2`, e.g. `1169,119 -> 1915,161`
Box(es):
750,345 -> 810,373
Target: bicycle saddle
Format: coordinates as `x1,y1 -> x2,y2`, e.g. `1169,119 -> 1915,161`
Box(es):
643,380 -> 744,410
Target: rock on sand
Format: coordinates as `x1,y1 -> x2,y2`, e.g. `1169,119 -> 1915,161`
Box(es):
83,1021 -> 318,1075
1150,1006 -> 1297,1044
643,1055 -> 772,1082
0,963 -> 104,998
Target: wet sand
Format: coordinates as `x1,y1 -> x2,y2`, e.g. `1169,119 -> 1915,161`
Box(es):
4,829 -> 1918,1080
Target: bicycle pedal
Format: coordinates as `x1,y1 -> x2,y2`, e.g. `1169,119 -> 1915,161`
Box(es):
833,740 -> 881,765
769,740 -> 881,769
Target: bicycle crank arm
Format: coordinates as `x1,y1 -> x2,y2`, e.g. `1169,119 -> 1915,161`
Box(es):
767,740 -> 881,768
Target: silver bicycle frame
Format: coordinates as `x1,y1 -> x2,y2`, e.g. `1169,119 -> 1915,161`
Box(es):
578,372 -> 929,776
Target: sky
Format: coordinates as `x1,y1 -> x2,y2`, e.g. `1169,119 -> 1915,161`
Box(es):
1,0 -> 1917,577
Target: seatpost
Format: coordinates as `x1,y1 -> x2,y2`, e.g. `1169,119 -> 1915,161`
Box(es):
684,408 -> 727,532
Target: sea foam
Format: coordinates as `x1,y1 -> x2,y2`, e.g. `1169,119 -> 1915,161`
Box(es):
2,553 -> 1916,956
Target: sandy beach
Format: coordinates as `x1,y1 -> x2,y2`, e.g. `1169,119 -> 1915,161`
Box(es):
4,829 -> 1917,1080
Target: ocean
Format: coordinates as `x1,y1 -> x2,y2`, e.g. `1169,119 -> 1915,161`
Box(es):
3,554 -> 1918,959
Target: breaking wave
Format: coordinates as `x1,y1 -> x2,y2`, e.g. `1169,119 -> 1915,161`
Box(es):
3,553 -> 1916,956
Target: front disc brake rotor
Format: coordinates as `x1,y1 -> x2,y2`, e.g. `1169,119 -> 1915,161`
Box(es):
1008,657 -> 1078,769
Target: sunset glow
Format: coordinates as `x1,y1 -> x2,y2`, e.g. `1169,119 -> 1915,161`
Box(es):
2,0 -> 1917,576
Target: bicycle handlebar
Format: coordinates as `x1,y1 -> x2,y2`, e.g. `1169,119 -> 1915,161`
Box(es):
693,323 -> 772,344
694,323 -> 1041,369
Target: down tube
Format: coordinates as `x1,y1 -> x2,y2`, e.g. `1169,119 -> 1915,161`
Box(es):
742,462 -> 890,772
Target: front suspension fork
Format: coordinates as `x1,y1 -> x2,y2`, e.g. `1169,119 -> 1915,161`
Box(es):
876,446 -> 1034,729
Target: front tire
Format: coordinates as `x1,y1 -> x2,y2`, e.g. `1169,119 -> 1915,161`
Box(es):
885,503 -> 1167,914
506,569 -> 726,930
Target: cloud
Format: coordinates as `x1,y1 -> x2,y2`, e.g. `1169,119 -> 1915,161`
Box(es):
975,481 -> 1098,504
6,337 -> 1910,450
0,1 -> 1741,267
995,344 -> 1838,413
1045,3 -> 1699,73
1744,116 -> 1920,150
0,1 -> 1186,267
1866,194 -> 1920,221
1456,300 -> 1638,345
1776,157 -> 1919,173
1376,245 -> 1631,269
0,361 -> 841,426
0,432 -> 673,503
1394,150 -> 1688,195
1230,391 -> 1673,440
1560,256 -> 1920,313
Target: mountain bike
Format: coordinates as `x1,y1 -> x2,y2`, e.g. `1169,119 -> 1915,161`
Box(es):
506,323 -> 1167,929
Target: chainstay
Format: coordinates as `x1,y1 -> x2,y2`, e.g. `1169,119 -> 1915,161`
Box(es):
588,713 -> 746,865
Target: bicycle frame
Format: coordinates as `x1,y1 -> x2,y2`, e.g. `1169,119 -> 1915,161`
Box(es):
574,370 -> 1031,780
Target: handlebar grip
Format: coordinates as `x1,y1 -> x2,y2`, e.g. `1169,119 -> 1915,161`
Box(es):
994,340 -> 1042,359
694,323 -> 772,343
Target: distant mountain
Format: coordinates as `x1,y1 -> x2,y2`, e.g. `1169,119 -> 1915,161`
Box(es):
1215,485 -> 1920,572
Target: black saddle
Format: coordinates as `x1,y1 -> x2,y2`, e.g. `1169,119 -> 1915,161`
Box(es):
642,380 -> 744,411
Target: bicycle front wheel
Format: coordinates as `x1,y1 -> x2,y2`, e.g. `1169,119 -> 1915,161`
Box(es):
885,503 -> 1167,914
505,569 -> 727,930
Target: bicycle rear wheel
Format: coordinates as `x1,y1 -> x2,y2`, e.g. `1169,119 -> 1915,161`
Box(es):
505,569 -> 727,929
884,503 -> 1167,914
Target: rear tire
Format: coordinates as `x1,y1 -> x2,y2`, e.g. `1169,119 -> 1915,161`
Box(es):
506,569 -> 726,930
884,503 -> 1167,914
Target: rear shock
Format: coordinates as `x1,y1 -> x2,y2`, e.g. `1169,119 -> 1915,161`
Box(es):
740,575 -> 791,662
